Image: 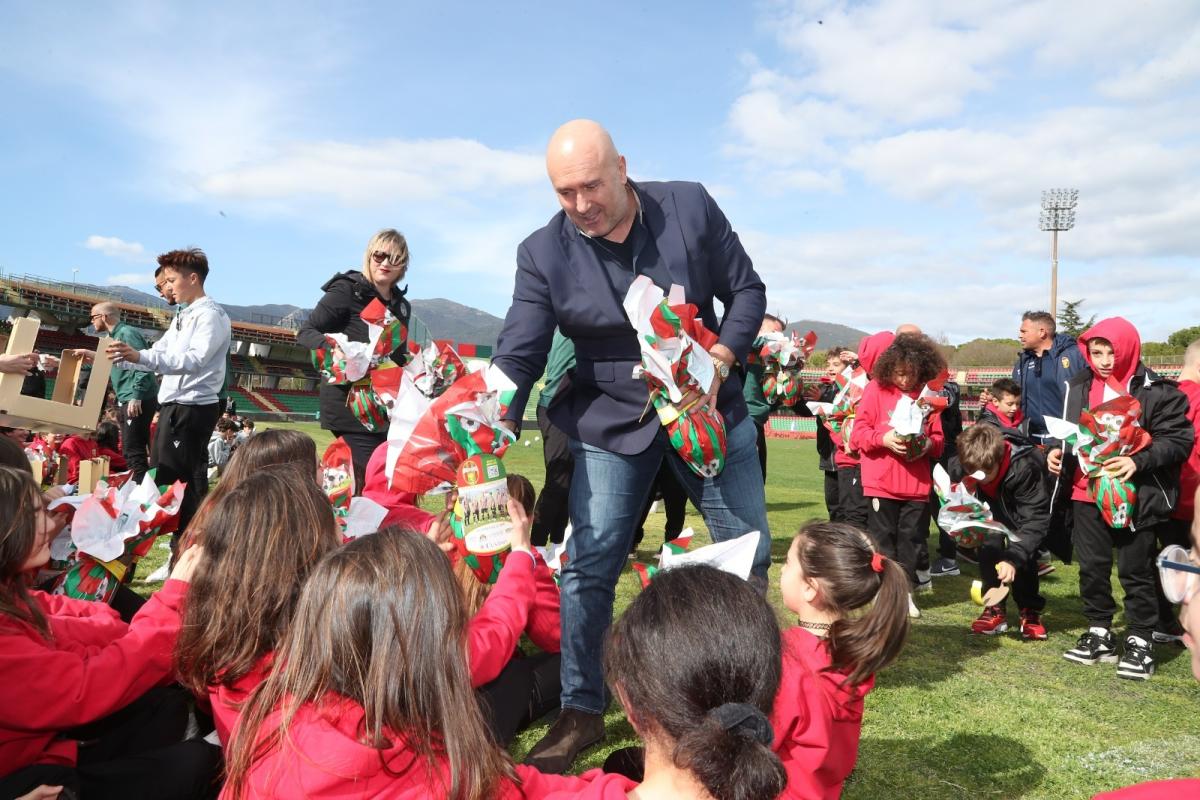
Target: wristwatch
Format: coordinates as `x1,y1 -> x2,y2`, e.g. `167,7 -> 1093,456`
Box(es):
711,356 -> 731,383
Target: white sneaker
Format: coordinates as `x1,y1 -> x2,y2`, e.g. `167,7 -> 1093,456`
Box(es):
908,594 -> 921,619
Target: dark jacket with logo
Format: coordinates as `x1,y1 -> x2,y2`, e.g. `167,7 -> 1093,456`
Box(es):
1051,364 -> 1193,530
951,444 -> 1050,567
1012,333 -> 1088,442
296,271 -> 411,434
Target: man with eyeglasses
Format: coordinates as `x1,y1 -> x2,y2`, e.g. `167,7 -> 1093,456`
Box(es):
89,302 -> 158,482
106,248 -> 231,542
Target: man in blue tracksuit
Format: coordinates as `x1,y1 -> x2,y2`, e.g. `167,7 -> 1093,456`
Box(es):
1011,310 -> 1088,445
1009,310 -> 1088,562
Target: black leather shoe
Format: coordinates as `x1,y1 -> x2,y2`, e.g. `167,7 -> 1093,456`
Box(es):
523,708 -> 605,774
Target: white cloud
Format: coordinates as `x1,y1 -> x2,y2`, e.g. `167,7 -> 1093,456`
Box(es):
199,139 -> 544,205
84,235 -> 149,262
721,0 -> 1200,339
104,272 -> 155,287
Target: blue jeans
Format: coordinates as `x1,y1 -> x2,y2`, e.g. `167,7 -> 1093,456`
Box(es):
559,416 -> 771,713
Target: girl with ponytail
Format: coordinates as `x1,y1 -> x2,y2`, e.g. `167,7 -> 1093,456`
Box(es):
774,520 -> 911,799
570,564 -> 786,800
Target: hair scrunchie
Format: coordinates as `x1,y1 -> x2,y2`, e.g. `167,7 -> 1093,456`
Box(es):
708,702 -> 774,745
871,551 -> 886,573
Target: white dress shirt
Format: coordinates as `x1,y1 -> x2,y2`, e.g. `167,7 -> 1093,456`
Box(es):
128,295 -> 231,406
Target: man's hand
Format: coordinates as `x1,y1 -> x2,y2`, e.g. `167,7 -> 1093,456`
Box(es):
500,420 -> 518,436
977,388 -> 996,406
126,399 -> 143,418
1047,448 -> 1063,476
679,345 -> 734,412
996,561 -> 1017,584
68,349 -> 96,364
882,430 -> 909,456
106,341 -> 141,364
0,353 -> 37,376
1104,456 -> 1137,482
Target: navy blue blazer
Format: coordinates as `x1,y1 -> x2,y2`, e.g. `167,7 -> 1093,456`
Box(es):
492,180 -> 767,455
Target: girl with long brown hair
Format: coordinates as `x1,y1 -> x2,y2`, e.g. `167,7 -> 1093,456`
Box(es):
774,520 -> 911,799
175,462 -> 341,745
0,465 -> 214,800
221,527 -> 586,800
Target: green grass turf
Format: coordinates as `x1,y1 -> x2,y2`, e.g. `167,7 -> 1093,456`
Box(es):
132,422 -> 1200,798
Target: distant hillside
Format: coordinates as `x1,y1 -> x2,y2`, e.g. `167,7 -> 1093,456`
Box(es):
784,320 -> 869,351
105,286 -> 505,346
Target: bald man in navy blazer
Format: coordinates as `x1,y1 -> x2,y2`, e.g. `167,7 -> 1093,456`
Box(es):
492,120 -> 771,772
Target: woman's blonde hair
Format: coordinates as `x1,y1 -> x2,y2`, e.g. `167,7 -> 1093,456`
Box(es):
362,228 -> 410,284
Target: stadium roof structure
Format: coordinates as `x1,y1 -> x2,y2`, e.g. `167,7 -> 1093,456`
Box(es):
1,273 -> 300,346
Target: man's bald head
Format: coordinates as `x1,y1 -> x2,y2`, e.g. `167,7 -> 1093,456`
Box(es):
91,302 -> 119,333
546,119 -> 619,173
895,323 -> 922,335
545,119 -> 634,241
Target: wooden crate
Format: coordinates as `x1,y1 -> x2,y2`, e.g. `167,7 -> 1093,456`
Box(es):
0,317 -> 115,434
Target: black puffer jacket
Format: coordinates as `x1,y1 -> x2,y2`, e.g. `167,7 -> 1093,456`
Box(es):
1051,365 -> 1194,530
951,445 -> 1050,567
296,271 -> 411,434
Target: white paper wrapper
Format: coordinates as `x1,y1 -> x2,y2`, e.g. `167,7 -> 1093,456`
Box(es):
343,496 -> 389,539
659,530 -> 761,581
539,523 -> 572,573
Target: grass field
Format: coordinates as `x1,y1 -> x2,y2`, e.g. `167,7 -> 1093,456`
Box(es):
133,422 -> 1200,799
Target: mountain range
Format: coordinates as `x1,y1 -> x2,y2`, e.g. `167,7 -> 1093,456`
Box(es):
97,284 -> 868,350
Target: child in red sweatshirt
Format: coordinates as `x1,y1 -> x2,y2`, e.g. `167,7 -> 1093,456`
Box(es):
830,332 -> 894,531
773,520 -> 910,799
850,333 -> 947,616
219,529 -> 590,800
1050,317 -> 1193,680
0,465 -> 215,800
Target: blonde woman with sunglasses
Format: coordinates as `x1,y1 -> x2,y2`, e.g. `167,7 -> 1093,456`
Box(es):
297,229 -> 412,487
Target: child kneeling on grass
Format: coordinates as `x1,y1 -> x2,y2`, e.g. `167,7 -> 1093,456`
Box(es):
1050,317 -> 1193,680
0,465 -> 216,800
952,423 -> 1051,639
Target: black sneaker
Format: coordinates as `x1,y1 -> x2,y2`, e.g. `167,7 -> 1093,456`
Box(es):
930,558 -> 960,577
1063,628 -> 1118,665
1116,636 -> 1155,681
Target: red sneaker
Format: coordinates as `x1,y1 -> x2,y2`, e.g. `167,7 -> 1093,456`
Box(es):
1020,609 -> 1048,640
971,606 -> 1008,635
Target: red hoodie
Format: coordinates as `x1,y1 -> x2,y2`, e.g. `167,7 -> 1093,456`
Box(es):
361,441 -> 438,534
58,435 -> 98,486
1172,379 -> 1200,521
771,627 -> 874,800
0,580 -> 187,772
206,554 -> 562,744
467,550 -> 562,688
218,695 -> 597,799
849,334 -> 945,501
1093,779 -> 1200,799
535,773 -> 638,798
832,333 -> 894,469
1071,318 -> 1142,503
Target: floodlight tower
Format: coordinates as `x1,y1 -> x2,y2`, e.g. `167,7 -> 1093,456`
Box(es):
1039,188 -> 1078,315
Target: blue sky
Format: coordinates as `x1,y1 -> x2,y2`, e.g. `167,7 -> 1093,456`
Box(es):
2,0 -> 1198,343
